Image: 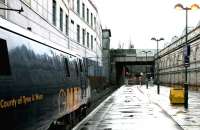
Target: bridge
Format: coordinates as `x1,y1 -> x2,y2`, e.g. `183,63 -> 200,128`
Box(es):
109,49 -> 157,85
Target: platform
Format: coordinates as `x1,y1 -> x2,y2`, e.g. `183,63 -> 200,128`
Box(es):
73,85 -> 182,130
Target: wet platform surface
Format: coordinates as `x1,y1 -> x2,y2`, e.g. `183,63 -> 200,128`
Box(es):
73,85 -> 183,130
139,85 -> 200,130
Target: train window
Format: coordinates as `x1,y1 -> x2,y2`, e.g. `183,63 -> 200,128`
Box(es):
75,61 -> 79,77
64,58 -> 70,77
79,59 -> 83,72
0,38 -> 11,76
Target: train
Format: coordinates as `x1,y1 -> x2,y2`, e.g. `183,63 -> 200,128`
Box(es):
0,17 -> 91,130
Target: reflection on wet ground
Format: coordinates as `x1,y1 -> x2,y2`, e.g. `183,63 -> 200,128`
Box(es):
140,85 -> 200,130
73,85 -> 182,130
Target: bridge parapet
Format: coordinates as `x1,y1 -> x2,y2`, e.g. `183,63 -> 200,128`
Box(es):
113,56 -> 154,62
110,49 -> 156,63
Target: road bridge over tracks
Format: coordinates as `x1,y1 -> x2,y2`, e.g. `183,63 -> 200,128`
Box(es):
109,49 -> 157,85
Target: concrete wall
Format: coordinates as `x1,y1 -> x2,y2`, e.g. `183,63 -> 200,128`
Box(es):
102,29 -> 111,83
157,25 -> 200,88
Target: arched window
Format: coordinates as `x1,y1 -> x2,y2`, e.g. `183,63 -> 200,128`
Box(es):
179,54 -> 183,65
169,56 -> 173,67
177,54 -> 180,65
190,47 -> 194,62
166,57 -> 170,68
164,57 -> 167,68
173,54 -> 176,66
161,60 -> 164,68
195,45 -> 199,61
159,60 -> 162,68
162,59 -> 165,68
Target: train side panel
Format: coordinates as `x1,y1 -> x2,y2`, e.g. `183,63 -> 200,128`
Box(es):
0,26 -> 88,130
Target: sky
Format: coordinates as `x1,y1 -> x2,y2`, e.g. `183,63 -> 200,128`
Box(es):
93,0 -> 200,49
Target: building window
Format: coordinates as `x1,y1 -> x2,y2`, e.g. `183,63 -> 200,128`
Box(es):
71,0 -> 74,10
91,13 -> 93,27
77,0 -> 80,14
71,20 -> 74,24
82,28 -> 85,45
91,35 -> 93,50
77,24 -> 80,43
94,16 -> 96,29
87,8 -> 89,23
52,0 -> 57,26
65,14 -> 69,35
0,38 -> 11,76
87,32 -> 89,48
60,8 -> 63,31
0,0 -> 6,18
82,3 -> 85,19
70,20 -> 74,40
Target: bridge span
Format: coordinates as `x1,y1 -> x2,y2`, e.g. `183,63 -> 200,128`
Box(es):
109,49 -> 156,85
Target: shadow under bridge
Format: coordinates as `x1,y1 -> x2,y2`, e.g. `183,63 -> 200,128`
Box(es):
111,52 -> 155,85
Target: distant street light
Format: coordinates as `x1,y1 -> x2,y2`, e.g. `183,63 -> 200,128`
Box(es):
151,37 -> 164,94
141,50 -> 152,89
174,3 -> 200,109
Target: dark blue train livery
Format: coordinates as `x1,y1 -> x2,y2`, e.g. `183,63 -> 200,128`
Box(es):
0,18 -> 91,130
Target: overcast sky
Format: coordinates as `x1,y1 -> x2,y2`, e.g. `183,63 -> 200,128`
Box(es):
93,0 -> 200,49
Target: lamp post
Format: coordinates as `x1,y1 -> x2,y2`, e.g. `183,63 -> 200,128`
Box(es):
141,50 -> 152,89
174,3 -> 200,109
0,6 -> 23,13
151,37 -> 164,94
